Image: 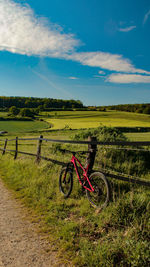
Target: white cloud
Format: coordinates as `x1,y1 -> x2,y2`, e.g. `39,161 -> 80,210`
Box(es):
107,73 -> 150,83
68,52 -> 150,74
0,0 -> 79,57
94,75 -> 105,78
68,76 -> 78,80
0,0 -> 150,81
99,70 -> 105,75
118,25 -> 136,32
143,9 -> 150,24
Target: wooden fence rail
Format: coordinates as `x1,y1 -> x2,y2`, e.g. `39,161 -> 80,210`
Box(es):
1,136 -> 150,146
0,135 -> 150,187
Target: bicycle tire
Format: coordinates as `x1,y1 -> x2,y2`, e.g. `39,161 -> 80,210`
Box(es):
86,172 -> 110,210
59,167 -> 73,198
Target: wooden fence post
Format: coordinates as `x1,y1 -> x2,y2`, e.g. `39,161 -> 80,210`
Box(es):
2,138 -> 8,155
85,136 -> 97,175
36,135 -> 43,163
14,137 -> 18,159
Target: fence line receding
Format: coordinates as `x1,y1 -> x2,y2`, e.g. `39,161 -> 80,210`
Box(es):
0,135 -> 150,187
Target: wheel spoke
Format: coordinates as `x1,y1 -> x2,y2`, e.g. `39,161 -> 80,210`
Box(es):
59,167 -> 73,198
86,172 -> 110,210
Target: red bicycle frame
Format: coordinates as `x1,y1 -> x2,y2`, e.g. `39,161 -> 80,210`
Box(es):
70,154 -> 94,192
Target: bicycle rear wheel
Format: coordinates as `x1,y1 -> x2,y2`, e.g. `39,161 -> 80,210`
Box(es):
59,167 -> 73,198
86,172 -> 110,210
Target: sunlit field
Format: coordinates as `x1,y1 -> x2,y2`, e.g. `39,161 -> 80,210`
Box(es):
42,110 -> 150,129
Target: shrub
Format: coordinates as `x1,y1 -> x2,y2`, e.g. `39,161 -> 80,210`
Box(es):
72,126 -> 127,142
72,126 -> 150,175
9,106 -> 20,116
143,106 -> 150,114
19,108 -> 34,118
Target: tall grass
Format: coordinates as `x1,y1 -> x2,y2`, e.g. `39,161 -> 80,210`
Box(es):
72,126 -> 150,177
0,127 -> 149,266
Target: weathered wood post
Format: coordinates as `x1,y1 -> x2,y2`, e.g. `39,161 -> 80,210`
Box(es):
2,138 -> 8,155
14,137 -> 18,159
85,136 -> 97,175
36,135 -> 43,163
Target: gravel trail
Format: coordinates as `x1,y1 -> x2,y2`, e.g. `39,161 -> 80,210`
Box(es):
0,179 -> 67,267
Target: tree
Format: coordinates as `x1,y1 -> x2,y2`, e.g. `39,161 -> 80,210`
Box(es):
37,105 -> 44,111
19,108 -> 34,117
143,106 -> 150,114
9,106 -> 20,116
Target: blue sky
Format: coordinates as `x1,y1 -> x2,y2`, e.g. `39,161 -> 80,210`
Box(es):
0,0 -> 150,106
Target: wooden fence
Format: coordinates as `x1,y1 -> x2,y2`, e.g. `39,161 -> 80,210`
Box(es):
0,136 -> 150,187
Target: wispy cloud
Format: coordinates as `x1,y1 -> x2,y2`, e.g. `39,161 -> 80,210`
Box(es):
94,75 -> 105,79
1,0 -> 150,84
118,25 -> 136,32
0,0 -> 79,57
31,69 -> 74,98
68,52 -> 150,74
107,73 -> 150,83
143,9 -> 150,24
68,76 -> 78,80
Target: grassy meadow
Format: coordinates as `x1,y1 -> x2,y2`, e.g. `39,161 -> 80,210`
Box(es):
1,110 -> 150,139
0,120 -> 49,134
42,110 -> 150,129
0,110 -> 150,266
125,132 -> 150,141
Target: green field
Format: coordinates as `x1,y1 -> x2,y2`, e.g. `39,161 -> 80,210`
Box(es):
0,120 -> 49,133
42,110 -> 150,129
1,110 -> 150,140
125,132 -> 150,141
0,111 -> 8,118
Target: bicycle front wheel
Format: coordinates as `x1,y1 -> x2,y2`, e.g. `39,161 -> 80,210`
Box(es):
59,167 -> 73,198
86,172 -> 110,210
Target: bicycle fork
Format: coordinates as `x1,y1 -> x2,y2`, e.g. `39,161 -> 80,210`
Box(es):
63,163 -> 74,183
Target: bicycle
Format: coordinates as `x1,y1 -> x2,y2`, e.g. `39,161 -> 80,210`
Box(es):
59,149 -> 110,211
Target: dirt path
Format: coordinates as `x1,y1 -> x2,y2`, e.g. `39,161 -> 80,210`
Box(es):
0,179 -> 68,267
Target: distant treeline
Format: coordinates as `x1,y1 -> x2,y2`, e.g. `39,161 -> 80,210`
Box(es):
88,103 -> 150,114
0,96 -> 83,110
1,97 -> 150,114
106,103 -> 150,114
